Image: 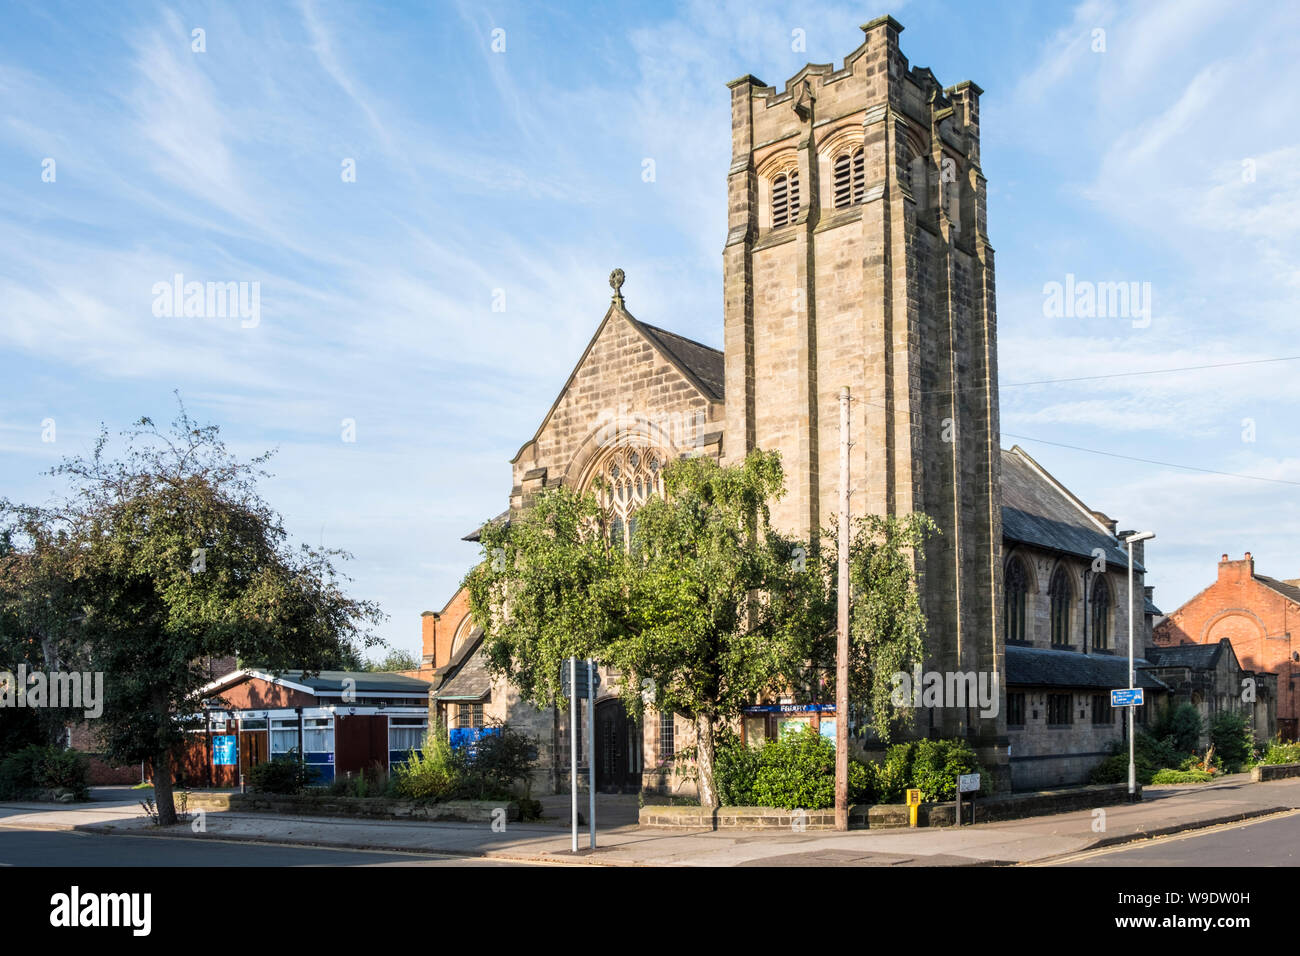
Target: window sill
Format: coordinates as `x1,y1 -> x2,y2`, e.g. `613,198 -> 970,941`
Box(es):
752,227 -> 799,252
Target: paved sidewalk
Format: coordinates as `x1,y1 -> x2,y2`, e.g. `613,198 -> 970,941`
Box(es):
4,775 -> 1297,866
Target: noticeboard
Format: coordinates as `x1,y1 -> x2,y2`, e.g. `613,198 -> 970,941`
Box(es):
212,735 -> 237,766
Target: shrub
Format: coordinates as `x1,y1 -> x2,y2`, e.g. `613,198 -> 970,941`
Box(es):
1090,752 -> 1156,785
751,727 -> 837,809
392,723 -> 463,802
714,730 -> 760,806
1135,731 -> 1183,772
1209,712 -> 1254,772
247,752 -> 312,795
40,747 -> 89,799
329,764 -> 393,799
714,726 -> 872,810
459,725 -> 539,800
870,741 -> 915,804
1260,737 -> 1300,766
1150,768 -> 1214,785
0,744 -> 90,800
0,744 -> 49,799
910,738 -> 983,802
1152,702 -> 1203,755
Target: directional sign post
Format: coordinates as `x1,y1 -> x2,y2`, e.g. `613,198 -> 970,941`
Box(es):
1110,688 -> 1144,708
956,772 -> 980,826
587,658 -> 596,851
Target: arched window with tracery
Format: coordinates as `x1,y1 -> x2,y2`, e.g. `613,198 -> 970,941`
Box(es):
588,444 -> 669,549
1049,566 -> 1073,647
1004,557 -> 1027,644
1090,576 -> 1111,650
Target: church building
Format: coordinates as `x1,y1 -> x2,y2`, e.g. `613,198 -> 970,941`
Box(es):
418,17 -> 1158,795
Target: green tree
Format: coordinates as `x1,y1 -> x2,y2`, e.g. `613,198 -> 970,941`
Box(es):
0,518 -> 91,751
1153,701 -> 1203,755
2,399 -> 382,823
364,648 -> 421,672
609,452 -> 826,807
467,451 -> 827,808
465,449 -> 932,808
845,513 -> 937,740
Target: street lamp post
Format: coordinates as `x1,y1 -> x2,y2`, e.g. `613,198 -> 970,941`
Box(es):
1123,530 -> 1155,802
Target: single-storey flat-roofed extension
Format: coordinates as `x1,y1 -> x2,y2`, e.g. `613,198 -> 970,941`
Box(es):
176,669 -> 431,787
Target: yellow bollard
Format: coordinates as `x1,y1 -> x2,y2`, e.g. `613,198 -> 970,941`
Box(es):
906,788 -> 922,827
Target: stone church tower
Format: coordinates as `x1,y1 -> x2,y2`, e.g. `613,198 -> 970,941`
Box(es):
721,17 -> 1005,768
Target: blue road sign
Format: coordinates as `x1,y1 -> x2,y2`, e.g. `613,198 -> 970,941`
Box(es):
1110,688 -> 1144,707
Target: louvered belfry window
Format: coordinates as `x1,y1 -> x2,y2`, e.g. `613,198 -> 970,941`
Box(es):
772,170 -> 799,227
851,147 -> 865,203
833,147 -> 866,209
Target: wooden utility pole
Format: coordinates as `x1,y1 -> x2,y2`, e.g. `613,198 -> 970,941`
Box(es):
835,386 -> 851,831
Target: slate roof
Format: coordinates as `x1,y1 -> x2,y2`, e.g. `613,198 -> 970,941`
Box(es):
276,670 -> 431,695
631,320 -> 725,401
1001,448 -> 1144,573
432,635 -> 493,701
1144,642 -> 1227,670
1256,575 -> 1300,605
1005,645 -> 1169,691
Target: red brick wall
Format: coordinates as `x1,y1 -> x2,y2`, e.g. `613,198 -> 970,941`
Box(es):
215,676 -> 316,710
430,589 -> 474,669
1155,553 -> 1299,734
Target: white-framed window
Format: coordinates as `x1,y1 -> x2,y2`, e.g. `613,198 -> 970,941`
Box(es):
389,716 -> 428,753
302,717 -> 333,753
659,712 -> 675,760
271,718 -> 299,755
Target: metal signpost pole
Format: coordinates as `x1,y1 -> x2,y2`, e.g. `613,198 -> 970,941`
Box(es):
570,656 -> 578,853
835,385 -> 850,831
1127,542 -> 1135,802
587,658 -> 596,850
1122,531 -> 1154,803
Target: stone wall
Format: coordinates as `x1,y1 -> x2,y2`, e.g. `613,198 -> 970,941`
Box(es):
509,305 -> 723,513
722,17 -> 1003,781
1006,684 -> 1131,790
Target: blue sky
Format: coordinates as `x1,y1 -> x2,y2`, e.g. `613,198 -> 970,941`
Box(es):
2,0 -> 1298,659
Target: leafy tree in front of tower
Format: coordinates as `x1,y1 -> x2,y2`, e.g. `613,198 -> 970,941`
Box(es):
845,512 -> 937,741
466,451 -> 825,808
608,452 -> 826,808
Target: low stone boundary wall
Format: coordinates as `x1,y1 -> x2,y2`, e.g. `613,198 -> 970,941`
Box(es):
639,783 -> 1135,830
1251,762 -> 1300,782
184,791 -> 518,822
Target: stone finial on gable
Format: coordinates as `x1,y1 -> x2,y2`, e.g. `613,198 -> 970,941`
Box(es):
609,268 -> 625,306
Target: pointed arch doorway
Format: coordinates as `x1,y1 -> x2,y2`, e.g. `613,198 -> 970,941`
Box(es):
595,698 -> 642,793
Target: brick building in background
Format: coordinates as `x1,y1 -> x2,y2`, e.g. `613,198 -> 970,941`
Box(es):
1154,553 -> 1299,740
